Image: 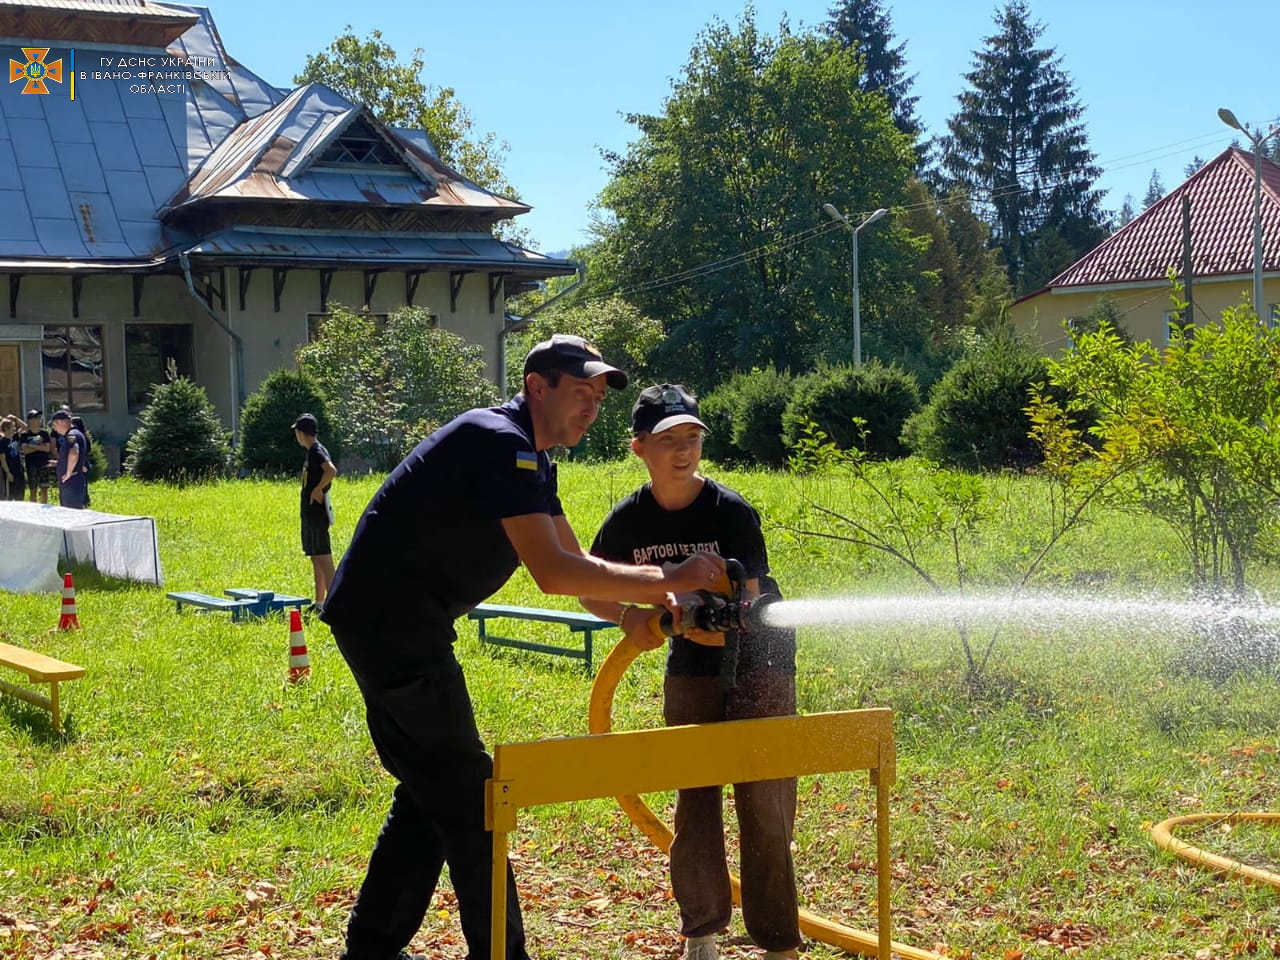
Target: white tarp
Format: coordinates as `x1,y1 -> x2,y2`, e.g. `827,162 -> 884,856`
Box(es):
0,502 -> 163,593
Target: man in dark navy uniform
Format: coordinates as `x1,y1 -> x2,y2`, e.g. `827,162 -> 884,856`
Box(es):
50,410 -> 88,509
321,334 -> 725,960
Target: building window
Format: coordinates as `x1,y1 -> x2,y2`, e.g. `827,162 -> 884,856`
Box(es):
315,121 -> 404,167
126,324 -> 194,412
1269,304 -> 1279,329
42,325 -> 105,412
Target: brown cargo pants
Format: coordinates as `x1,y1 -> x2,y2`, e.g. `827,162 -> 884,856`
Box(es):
662,667 -> 801,952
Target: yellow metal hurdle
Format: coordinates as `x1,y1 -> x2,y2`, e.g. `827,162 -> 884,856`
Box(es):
485,707 -> 896,960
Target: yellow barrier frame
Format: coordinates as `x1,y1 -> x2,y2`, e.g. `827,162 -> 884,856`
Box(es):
486,708 -> 895,960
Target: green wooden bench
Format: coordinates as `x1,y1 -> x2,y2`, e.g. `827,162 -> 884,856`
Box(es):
0,641 -> 85,732
467,604 -> 617,672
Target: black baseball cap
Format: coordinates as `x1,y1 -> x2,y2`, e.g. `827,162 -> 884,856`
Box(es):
631,383 -> 709,435
27,409 -> 40,419
523,334 -> 627,389
291,413 -> 319,434
50,410 -> 71,423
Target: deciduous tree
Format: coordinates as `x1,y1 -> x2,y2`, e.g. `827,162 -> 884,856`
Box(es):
1033,296 -> 1280,594
594,11 -> 917,390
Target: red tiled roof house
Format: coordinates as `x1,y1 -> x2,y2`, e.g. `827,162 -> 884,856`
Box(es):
1011,147 -> 1280,350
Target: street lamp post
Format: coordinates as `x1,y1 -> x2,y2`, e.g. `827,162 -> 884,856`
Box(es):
1218,108 -> 1280,321
823,203 -> 888,368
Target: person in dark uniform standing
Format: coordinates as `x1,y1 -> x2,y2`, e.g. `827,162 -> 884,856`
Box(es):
320,336 -> 726,960
50,410 -> 89,509
581,383 -> 801,960
292,412 -> 337,609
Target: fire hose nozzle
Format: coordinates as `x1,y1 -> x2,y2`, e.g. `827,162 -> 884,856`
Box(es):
644,590 -> 781,641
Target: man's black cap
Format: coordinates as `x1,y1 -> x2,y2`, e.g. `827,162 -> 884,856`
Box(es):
26,409 -> 40,419
50,410 -> 71,423
631,383 -> 709,435
291,413 -> 319,434
523,334 -> 627,389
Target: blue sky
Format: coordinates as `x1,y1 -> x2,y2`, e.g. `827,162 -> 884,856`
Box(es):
201,0 -> 1277,254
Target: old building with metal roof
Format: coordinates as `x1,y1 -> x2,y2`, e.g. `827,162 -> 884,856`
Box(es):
1011,146 -> 1280,351
0,0 -> 575,464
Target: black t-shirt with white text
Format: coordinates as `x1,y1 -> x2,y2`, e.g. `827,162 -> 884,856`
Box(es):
591,478 -> 795,677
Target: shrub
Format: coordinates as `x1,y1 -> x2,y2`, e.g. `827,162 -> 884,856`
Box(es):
902,333 -> 1047,470
75,422 -> 108,481
297,304 -> 498,471
733,368 -> 795,468
782,361 -> 920,458
695,369 -> 794,468
127,370 -> 230,483
698,383 -> 743,466
238,368 -> 335,476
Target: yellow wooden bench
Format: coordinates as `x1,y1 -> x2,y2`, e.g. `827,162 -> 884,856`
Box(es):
0,641 -> 85,732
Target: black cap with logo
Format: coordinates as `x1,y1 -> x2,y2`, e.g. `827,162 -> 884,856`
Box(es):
291,413 -> 319,435
523,334 -> 628,389
631,383 -> 709,435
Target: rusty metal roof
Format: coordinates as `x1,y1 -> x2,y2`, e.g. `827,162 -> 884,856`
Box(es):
0,4 -> 552,273
0,0 -> 199,47
167,83 -> 528,216
183,227 -> 575,275
0,0 -> 191,16
1043,147 -> 1280,290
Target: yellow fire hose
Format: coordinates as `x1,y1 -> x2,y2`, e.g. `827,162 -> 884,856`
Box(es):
1150,812 -> 1280,887
587,636 -> 943,960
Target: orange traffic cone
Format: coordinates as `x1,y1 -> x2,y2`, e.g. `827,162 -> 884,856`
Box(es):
287,609 -> 311,683
58,573 -> 81,630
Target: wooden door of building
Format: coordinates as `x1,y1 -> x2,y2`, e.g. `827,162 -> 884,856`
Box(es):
0,345 -> 20,416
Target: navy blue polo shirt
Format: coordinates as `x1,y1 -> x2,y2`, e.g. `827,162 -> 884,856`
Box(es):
321,396 -> 562,640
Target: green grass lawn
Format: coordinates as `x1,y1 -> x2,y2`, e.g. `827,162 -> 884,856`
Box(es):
3,465 -> 1280,959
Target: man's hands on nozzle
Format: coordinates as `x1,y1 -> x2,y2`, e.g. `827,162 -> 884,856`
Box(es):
658,552 -> 728,648
663,551 -> 726,595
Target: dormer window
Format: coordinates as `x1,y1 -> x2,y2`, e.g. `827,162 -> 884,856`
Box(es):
316,121 -> 404,168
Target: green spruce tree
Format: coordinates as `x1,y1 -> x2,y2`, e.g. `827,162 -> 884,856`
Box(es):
939,1 -> 1107,293
824,0 -> 920,140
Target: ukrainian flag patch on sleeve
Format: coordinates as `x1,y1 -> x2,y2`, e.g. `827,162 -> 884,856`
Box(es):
515,450 -> 538,471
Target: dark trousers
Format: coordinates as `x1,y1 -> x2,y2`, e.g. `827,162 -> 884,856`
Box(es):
59,473 -> 88,509
334,627 -> 530,960
663,668 -> 801,952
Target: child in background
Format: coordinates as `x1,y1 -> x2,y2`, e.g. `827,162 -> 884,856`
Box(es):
292,413 -> 337,609
18,410 -> 52,504
0,415 -> 24,500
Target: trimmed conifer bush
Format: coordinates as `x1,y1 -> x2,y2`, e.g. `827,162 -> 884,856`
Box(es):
127,368 -> 230,483
238,369 -> 335,476
698,368 -> 794,468
901,333 -> 1047,470
782,361 -> 920,458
